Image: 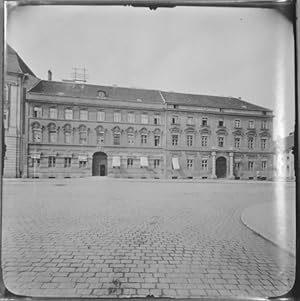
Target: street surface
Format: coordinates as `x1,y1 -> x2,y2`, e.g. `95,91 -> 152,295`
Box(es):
1,178 -> 296,298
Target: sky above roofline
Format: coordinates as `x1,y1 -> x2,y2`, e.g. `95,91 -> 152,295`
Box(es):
6,5 -> 295,138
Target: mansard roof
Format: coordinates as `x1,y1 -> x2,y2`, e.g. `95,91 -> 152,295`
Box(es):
29,80 -> 164,105
161,91 -> 271,112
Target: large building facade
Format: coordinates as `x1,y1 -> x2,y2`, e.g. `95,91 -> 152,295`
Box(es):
25,80 -> 274,180
4,46 -> 274,180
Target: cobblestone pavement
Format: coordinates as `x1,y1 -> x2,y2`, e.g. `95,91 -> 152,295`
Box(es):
1,178 -> 295,298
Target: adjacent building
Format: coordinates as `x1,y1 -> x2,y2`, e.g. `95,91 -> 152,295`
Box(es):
4,45 -> 275,180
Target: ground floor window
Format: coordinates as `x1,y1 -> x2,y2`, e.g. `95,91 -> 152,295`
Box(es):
201,159 -> 208,170
187,159 -> 193,169
127,158 -> 133,167
64,158 -> 72,168
32,158 -> 40,167
154,159 -> 160,168
262,161 -> 267,170
48,156 -> 56,167
235,162 -> 241,169
248,161 -> 254,171
79,160 -> 87,168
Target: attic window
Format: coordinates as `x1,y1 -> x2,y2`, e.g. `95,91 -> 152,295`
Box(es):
137,98 -> 142,102
98,91 -> 107,98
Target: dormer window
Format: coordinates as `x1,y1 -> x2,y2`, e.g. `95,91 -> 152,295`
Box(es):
97,90 -> 107,98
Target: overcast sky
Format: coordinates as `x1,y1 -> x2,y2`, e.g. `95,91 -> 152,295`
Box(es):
6,5 -> 295,138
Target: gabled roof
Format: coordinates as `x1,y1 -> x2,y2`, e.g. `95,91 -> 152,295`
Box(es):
29,80 -> 164,105
6,44 -> 36,76
161,91 -> 271,112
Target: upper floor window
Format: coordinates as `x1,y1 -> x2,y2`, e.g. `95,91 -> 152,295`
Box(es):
248,120 -> 255,129
64,124 -> 72,144
187,159 -> 193,169
261,138 -> 267,150
4,84 -> 9,104
64,158 -> 71,168
218,136 -> 224,147
172,134 -> 179,146
113,132 -> 121,145
65,108 -> 73,120
187,134 -> 193,147
128,112 -> 135,123
154,135 -> 160,147
128,133 -> 135,144
127,158 -> 134,167
261,120 -> 267,129
97,90 -> 107,98
80,109 -> 88,120
201,135 -> 208,147
154,115 -> 161,125
97,132 -> 105,144
114,112 -> 121,123
202,118 -> 208,126
234,119 -> 241,128
234,137 -> 240,148
4,110 -> 9,129
48,124 -> 57,143
97,111 -> 105,122
141,114 -> 148,124
33,106 -> 42,118
218,119 -> 224,127
248,161 -> 254,171
235,162 -> 241,170
248,137 -> 254,149
79,125 -> 87,144
187,117 -> 194,125
154,159 -> 160,168
262,161 -> 267,170
49,107 -> 57,119
32,123 -> 41,143
171,115 -> 179,125
141,134 -> 147,144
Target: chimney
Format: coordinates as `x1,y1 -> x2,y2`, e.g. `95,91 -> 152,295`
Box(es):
48,69 -> 52,81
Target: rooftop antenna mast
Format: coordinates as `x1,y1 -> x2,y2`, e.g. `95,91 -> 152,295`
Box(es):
71,67 -> 88,83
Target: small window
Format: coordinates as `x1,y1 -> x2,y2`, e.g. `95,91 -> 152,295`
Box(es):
173,105 -> 178,109
187,135 -> 193,147
113,132 -> 121,145
171,115 -> 178,124
218,120 -> 224,127
33,106 -> 42,118
127,158 -> 133,167
114,112 -> 121,122
201,135 -> 208,147
141,134 -> 147,144
218,137 -> 224,147
202,118 -> 208,126
80,109 -> 88,120
141,114 -> 148,124
154,115 -> 161,125
49,107 -> 57,119
234,137 -> 240,148
187,117 -> 194,125
98,90 -> 106,98
65,108 -> 73,120
48,156 -> 56,167
262,161 -> 267,170
201,159 -> 208,170
154,135 -> 160,147
64,158 -> 71,168
154,159 -> 160,168
97,111 -> 105,121
235,162 -> 241,170
234,119 -> 241,128
248,161 -> 254,170
187,159 -> 193,169
128,112 -> 135,123
248,120 -> 255,129
79,160 -> 87,168
248,137 -> 254,149
172,134 -> 179,146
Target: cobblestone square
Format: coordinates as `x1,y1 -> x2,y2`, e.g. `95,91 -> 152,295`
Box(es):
1,178 -> 295,298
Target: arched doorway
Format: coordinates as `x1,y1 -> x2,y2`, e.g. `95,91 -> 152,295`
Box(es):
92,152 -> 107,176
216,157 -> 227,178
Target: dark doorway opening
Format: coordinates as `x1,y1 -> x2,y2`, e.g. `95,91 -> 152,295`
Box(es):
216,157 -> 227,178
92,152 -> 108,176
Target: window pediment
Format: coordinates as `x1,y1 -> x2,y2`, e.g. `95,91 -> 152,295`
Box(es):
153,128 -> 161,135
216,128 -> 228,136
169,127 -> 182,134
246,129 -> 257,137
31,121 -> 41,129
112,126 -> 121,133
184,127 -> 196,133
199,128 -> 211,135
139,127 -> 149,134
47,123 -> 56,130
126,126 -> 135,133
259,130 -> 271,138
232,129 -> 244,136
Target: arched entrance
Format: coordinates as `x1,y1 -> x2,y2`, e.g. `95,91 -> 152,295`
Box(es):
92,152 -> 107,176
216,157 -> 227,178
